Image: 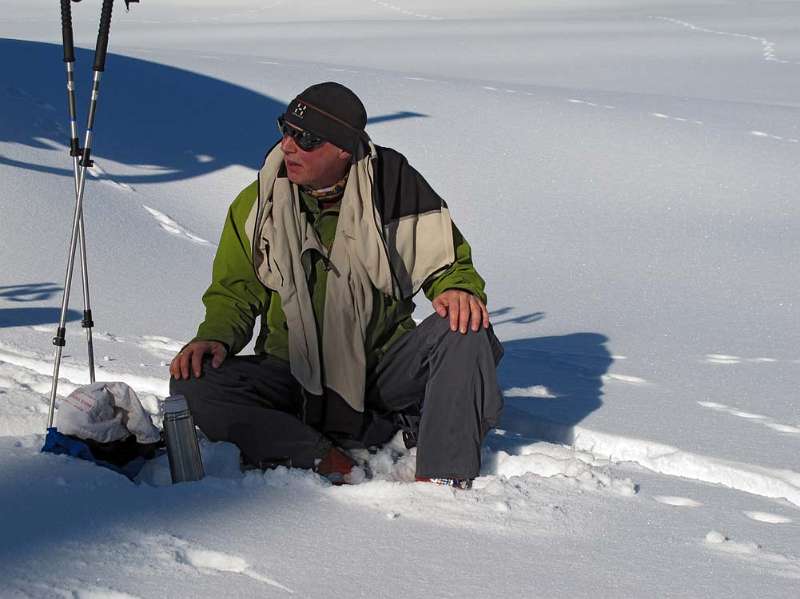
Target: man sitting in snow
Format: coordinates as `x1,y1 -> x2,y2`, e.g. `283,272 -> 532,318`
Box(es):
169,82 -> 503,488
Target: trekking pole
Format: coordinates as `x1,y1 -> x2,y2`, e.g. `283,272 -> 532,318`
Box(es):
47,0 -> 116,429
62,0 -> 98,385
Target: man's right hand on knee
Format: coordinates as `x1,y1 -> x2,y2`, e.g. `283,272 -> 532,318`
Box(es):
170,340 -> 228,380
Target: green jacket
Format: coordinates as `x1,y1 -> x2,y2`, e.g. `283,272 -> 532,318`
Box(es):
195,179 -> 486,372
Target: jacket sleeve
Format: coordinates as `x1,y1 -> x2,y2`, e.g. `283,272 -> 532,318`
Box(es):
194,181 -> 268,355
422,222 -> 487,304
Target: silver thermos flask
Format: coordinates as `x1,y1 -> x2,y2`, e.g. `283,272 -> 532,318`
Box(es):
162,395 -> 204,483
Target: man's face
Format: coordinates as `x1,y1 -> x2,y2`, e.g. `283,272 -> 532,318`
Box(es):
280,123 -> 351,188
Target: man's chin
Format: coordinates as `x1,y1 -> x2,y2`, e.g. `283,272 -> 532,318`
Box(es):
286,173 -> 303,185
285,166 -> 306,185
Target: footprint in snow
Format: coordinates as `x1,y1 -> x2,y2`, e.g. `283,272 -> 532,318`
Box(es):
601,373 -> 649,385
764,423 -> 800,434
704,353 -> 778,365
696,401 -> 799,436
142,205 -> 215,247
5,86 -> 56,111
171,543 -> 294,593
33,115 -> 66,135
653,495 -> 703,507
567,98 -> 616,109
71,585 -> 142,599
141,335 -> 186,352
750,130 -> 799,143
704,530 -> 800,578
650,112 -> 703,125
27,583 -> 142,599
743,511 -> 793,524
5,86 -> 28,99
704,353 -> 742,364
87,163 -> 135,192
139,335 -> 186,357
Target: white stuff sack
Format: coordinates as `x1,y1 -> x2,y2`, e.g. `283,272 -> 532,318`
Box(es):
56,381 -> 161,444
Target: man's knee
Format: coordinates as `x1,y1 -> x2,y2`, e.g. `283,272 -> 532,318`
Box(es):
169,371 -> 208,401
421,314 -> 503,363
167,358 -> 222,423
169,355 -> 223,394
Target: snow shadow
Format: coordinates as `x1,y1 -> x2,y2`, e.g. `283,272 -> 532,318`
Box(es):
0,283 -> 63,303
0,446 -> 282,575
0,283 -> 81,328
495,332 -> 611,448
0,38 -> 427,184
0,307 -> 81,328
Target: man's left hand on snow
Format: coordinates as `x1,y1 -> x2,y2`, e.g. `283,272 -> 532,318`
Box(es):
432,289 -> 490,334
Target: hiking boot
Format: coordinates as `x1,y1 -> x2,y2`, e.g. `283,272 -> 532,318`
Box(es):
315,446 -> 357,485
416,476 -> 473,490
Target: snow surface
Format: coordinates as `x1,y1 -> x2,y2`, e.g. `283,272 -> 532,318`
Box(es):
1,0 -> 799,597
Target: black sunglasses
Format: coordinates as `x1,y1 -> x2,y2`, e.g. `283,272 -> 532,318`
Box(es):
277,116 -> 325,151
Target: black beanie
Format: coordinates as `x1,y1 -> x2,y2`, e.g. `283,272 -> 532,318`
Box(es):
283,82 -> 369,155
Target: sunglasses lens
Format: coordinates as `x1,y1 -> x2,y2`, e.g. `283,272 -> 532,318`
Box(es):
297,135 -> 323,151
277,117 -> 323,151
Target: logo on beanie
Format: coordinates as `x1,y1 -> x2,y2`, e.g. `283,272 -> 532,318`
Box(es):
293,102 -> 307,118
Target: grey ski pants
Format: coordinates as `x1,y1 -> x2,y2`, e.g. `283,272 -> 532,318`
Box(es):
169,314 -> 504,479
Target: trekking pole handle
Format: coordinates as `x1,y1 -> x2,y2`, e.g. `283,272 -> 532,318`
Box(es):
93,0 -> 115,72
60,0 -> 75,63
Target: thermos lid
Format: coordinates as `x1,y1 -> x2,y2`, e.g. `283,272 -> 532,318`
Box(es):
163,395 -> 189,414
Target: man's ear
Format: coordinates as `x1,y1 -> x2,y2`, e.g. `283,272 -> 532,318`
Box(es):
338,148 -> 352,162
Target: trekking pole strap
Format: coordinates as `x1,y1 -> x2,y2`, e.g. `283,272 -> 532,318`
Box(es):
93,0 -> 115,72
60,0 -> 75,63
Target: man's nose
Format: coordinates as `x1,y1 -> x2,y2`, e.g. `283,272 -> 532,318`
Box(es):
280,134 -> 297,153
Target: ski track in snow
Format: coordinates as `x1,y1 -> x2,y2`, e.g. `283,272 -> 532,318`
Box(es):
653,16 -> 800,66
10,18 -> 800,175
8,580 -> 144,599
88,162 -> 136,192
138,335 -> 186,358
404,76 -> 442,82
7,86 -> 63,138
5,85 -> 57,112
28,326 -> 186,362
3,336 -> 798,509
486,83 -> 799,146
501,409 -> 800,508
704,530 -> 800,579
12,84 -> 223,249
0,341 -> 168,404
650,112 -> 704,126
750,129 -> 800,143
142,205 -> 216,247
183,1 -> 287,24
697,401 -> 800,436
567,97 -> 616,110
225,52 -> 800,148
365,0 -> 444,21
9,531 -> 294,596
